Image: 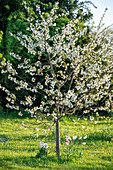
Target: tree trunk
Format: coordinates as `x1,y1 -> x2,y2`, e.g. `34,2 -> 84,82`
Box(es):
56,119 -> 60,157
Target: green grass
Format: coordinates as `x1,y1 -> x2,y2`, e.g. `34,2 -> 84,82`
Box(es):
0,113 -> 113,170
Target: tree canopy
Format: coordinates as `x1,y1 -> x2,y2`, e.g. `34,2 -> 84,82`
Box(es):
0,0 -> 96,110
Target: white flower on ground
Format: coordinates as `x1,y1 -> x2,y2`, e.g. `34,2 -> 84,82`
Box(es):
36,128 -> 39,131
84,118 -> 87,121
82,142 -> 86,145
44,143 -> 48,149
39,141 -> 48,148
82,125 -> 86,129
83,136 -> 87,139
40,141 -> 44,148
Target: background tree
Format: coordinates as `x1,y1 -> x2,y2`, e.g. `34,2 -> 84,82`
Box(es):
0,2 -> 112,157
0,30 -> 3,112
0,0 -> 34,110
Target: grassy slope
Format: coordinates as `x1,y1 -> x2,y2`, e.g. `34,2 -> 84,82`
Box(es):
0,114 -> 113,170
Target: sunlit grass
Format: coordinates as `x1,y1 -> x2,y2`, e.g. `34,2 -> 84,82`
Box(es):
0,113 -> 113,169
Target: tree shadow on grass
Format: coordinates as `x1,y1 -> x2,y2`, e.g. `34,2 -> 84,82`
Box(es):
96,121 -> 113,125
87,130 -> 113,143
0,110 -> 31,120
0,134 -> 9,143
102,155 -> 112,162
0,148 -> 113,170
0,154 -> 54,169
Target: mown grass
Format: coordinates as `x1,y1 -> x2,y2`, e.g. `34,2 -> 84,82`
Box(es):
0,112 -> 113,170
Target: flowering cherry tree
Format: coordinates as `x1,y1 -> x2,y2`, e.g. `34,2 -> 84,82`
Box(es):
0,2 -> 113,157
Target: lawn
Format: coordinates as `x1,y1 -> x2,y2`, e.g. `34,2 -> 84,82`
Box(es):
0,113 -> 113,170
